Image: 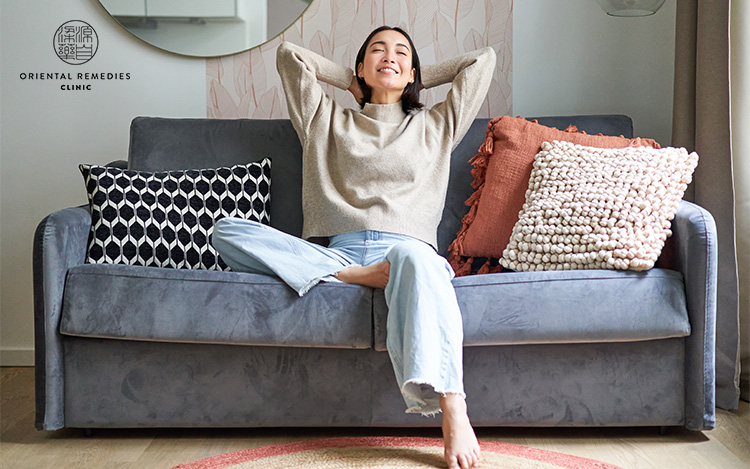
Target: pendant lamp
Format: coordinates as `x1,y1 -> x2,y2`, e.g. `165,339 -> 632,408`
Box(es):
596,0 -> 666,17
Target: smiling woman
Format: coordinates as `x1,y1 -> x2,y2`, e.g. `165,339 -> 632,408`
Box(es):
355,27 -> 418,107
212,26 -> 497,469
99,0 -> 312,57
353,26 -> 423,114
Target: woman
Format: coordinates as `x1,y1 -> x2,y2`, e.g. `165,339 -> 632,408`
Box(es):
213,26 -> 495,469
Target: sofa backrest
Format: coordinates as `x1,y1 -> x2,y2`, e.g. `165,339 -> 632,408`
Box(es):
128,115 -> 634,256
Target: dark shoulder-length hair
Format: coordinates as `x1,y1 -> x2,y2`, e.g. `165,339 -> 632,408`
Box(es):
355,26 -> 424,114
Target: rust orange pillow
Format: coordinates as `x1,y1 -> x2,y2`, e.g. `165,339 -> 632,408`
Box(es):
448,116 -> 661,276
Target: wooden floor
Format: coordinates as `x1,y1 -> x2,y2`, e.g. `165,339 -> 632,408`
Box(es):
1,367 -> 748,469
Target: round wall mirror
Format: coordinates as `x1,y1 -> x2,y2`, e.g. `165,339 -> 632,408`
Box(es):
99,0 -> 312,57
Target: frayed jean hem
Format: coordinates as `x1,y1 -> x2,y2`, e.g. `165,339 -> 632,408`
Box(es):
297,268 -> 359,297
401,379 -> 466,417
298,277 -> 324,297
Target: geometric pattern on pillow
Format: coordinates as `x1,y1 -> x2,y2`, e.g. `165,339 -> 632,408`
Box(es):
500,141 -> 697,272
79,159 -> 271,270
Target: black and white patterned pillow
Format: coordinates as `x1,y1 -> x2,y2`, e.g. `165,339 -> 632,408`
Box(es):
79,159 -> 271,270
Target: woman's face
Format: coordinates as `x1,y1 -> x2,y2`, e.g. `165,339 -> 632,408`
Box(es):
357,29 -> 415,104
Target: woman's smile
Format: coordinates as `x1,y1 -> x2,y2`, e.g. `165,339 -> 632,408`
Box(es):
357,29 -> 416,104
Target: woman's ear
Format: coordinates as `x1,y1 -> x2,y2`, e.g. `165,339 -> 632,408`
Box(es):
357,63 -> 364,78
409,68 -> 415,84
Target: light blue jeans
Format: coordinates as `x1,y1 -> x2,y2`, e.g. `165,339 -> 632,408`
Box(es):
212,218 -> 465,415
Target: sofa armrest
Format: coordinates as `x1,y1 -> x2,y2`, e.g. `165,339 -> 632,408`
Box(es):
33,206 -> 91,430
661,200 -> 718,430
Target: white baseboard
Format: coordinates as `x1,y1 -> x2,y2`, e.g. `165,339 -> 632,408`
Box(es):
1,348 -> 34,366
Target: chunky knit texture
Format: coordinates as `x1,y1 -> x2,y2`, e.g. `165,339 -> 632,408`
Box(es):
276,41 -> 495,248
446,116 -> 662,276
500,140 -> 698,271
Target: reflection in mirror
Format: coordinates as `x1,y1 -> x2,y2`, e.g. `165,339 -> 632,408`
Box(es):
100,0 -> 311,57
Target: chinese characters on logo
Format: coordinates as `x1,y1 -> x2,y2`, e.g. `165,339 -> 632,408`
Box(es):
54,20 -> 98,65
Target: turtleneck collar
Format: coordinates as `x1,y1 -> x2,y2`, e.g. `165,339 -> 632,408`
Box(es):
360,102 -> 408,123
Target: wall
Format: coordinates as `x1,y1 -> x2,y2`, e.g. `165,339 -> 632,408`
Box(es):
0,0 -> 205,365
513,0 -> 676,145
731,0 -> 750,400
0,0 -> 678,365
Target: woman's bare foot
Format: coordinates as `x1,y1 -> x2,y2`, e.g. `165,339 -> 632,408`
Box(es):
334,261 -> 390,289
440,394 -> 481,469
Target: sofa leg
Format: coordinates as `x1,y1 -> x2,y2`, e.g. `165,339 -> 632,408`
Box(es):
658,426 -> 669,436
83,428 -> 94,438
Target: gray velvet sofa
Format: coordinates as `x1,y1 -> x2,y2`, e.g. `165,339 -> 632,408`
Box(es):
34,115 -> 717,432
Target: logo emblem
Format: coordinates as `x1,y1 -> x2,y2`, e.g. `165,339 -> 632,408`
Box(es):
54,20 -> 98,65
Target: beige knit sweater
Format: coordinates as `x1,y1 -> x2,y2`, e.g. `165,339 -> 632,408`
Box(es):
276,41 -> 495,249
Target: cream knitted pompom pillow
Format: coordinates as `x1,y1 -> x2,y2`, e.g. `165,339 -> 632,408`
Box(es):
500,140 -> 699,272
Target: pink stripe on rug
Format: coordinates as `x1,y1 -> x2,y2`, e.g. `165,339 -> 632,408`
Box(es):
173,436 -> 622,469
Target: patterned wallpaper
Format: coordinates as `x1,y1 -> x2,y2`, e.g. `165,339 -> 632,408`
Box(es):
206,0 -> 512,119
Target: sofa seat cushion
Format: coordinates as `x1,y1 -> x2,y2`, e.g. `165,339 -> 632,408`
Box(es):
373,268 -> 690,351
60,264 -> 372,349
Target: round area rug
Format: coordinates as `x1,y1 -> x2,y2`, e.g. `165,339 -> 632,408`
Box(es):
172,436 -> 622,469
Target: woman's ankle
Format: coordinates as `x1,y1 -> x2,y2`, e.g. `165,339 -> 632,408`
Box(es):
334,262 -> 390,289
439,393 -> 468,415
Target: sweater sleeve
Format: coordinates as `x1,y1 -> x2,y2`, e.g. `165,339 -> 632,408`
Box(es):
422,47 -> 496,147
276,42 -> 354,141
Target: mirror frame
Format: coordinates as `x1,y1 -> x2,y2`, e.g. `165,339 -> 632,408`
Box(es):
98,0 -> 313,58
